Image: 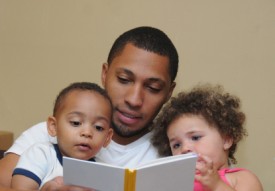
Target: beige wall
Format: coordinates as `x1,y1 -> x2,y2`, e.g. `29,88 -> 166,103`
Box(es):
0,0 -> 274,190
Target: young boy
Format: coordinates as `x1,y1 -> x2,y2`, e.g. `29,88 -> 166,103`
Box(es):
11,82 -> 113,190
152,84 -> 263,191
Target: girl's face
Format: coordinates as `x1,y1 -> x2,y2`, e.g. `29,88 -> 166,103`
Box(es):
167,114 -> 232,170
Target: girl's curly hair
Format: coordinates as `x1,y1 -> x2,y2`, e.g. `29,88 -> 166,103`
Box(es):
151,84 -> 247,164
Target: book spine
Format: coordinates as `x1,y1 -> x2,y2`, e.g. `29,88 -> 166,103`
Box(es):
124,169 -> 136,191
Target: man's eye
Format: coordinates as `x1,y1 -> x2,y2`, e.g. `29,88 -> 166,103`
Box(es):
117,76 -> 130,84
70,121 -> 81,127
148,86 -> 161,93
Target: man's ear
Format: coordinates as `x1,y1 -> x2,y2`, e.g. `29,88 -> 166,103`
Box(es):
165,82 -> 176,102
101,63 -> 109,88
103,128 -> 113,148
47,116 -> 57,137
223,137 -> 233,150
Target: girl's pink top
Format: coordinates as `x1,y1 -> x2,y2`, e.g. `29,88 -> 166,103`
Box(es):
194,168 -> 245,191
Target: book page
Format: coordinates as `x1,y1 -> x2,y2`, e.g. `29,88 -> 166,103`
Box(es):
135,152 -> 197,169
63,157 -> 125,191
135,154 -> 197,191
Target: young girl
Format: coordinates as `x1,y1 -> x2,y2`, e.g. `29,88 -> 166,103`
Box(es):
151,84 -> 263,191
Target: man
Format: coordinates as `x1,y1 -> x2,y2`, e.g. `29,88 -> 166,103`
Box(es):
0,26 -> 178,190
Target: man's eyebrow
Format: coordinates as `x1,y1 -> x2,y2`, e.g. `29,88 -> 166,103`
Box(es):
116,68 -> 134,76
147,78 -> 166,85
116,68 -> 166,85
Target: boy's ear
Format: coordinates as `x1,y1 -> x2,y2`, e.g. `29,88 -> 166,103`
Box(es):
103,128 -> 113,148
47,116 -> 57,137
223,137 -> 233,150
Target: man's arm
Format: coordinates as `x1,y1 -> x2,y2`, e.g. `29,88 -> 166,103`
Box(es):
0,153 -> 20,188
0,122 -> 52,189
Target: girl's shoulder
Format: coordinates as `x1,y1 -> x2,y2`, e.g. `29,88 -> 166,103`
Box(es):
223,168 -> 263,191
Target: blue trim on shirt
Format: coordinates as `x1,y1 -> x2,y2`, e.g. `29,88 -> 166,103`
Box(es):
89,157 -> 96,162
53,144 -> 63,165
53,144 -> 96,164
12,168 -> 41,186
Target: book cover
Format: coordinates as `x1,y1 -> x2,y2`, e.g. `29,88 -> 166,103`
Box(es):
63,153 -> 197,191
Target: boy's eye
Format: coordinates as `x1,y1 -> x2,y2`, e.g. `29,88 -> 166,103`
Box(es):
70,121 -> 82,127
95,125 -> 104,132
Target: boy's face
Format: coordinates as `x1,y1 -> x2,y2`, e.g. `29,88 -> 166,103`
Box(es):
47,90 -> 113,160
101,43 -> 175,144
167,114 -> 232,170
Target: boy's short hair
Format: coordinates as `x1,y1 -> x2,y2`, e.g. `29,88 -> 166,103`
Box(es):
53,82 -> 112,116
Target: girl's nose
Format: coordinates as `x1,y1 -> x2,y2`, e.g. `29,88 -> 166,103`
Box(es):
181,143 -> 192,154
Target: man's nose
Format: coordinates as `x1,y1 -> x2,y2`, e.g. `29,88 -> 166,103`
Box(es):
125,84 -> 143,108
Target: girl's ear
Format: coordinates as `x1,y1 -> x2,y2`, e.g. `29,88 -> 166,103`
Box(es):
47,116 -> 57,137
223,137 -> 233,150
103,128 -> 113,148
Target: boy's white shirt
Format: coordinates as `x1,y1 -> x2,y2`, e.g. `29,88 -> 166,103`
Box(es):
7,122 -> 159,168
14,142 -> 63,189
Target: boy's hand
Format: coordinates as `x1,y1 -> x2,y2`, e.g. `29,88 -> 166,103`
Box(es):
40,176 -> 95,191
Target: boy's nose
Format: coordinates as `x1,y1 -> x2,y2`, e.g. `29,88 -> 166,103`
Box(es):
81,128 -> 92,138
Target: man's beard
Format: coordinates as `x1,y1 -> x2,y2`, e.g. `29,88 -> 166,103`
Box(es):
111,120 -> 151,138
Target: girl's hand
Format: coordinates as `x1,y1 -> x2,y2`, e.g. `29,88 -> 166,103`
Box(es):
195,154 -> 225,190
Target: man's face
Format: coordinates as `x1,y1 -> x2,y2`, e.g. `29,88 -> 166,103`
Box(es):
101,43 -> 175,144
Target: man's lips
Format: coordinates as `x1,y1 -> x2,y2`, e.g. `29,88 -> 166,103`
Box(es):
116,109 -> 142,125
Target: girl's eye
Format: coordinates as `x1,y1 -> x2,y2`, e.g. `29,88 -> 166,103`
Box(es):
191,135 -> 201,141
171,143 -> 181,150
70,121 -> 82,127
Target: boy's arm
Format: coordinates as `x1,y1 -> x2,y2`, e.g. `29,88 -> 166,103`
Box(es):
0,153 -> 19,188
11,175 -> 39,191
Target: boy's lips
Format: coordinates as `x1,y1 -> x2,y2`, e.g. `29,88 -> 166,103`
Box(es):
76,143 -> 91,151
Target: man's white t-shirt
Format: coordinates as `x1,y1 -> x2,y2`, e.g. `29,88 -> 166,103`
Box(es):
7,122 -> 159,168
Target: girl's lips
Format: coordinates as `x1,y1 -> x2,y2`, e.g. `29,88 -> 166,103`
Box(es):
195,169 -> 201,175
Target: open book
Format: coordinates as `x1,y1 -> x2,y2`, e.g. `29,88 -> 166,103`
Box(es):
63,153 -> 197,191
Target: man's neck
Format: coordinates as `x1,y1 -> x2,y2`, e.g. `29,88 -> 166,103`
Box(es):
112,130 -> 149,145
